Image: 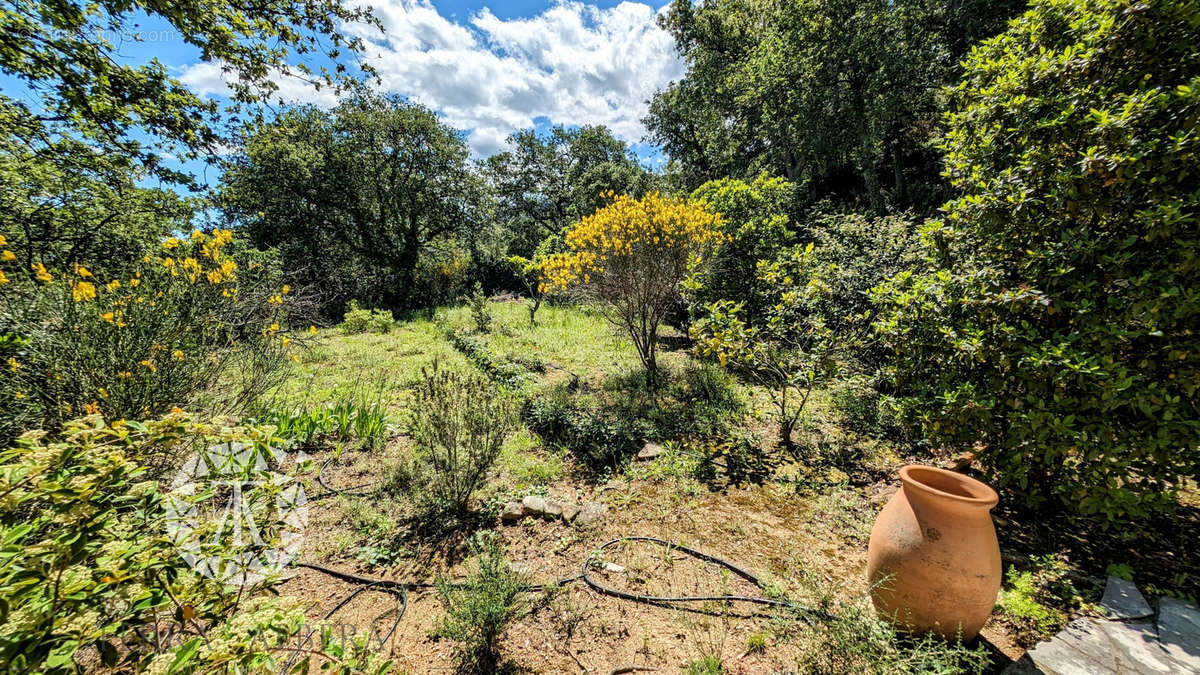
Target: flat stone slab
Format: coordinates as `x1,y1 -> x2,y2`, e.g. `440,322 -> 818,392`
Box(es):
1007,594 -> 1200,674
1100,576 -> 1154,620
1158,596 -> 1200,666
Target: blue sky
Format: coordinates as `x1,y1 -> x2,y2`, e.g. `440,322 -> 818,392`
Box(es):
4,0 -> 682,191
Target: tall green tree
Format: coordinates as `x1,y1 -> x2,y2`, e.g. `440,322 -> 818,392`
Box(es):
220,92 -> 488,312
0,0 -> 376,183
874,0 -> 1200,520
0,0 -> 377,279
0,139 -> 192,278
647,0 -> 1023,211
486,125 -> 655,258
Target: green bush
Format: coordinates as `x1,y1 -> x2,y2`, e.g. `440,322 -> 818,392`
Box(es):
435,532 -> 529,671
873,0 -> 1200,519
409,362 -> 515,514
0,230 -> 297,442
685,173 -> 796,328
467,281 -> 493,333
341,300 -> 393,334
521,387 -> 651,470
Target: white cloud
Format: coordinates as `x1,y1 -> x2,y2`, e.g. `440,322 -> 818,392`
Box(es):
179,1 -> 683,157
177,62 -> 341,108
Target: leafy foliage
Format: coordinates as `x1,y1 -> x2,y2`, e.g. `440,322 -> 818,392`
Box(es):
341,300 -> 394,334
0,229 -> 299,441
647,0 -> 1023,209
0,143 -> 193,279
873,0 -> 1200,519
220,92 -> 488,314
684,173 -> 797,327
486,125 -> 656,260
694,242 -> 861,447
0,414 -> 387,674
0,0 -> 376,186
540,192 -> 723,373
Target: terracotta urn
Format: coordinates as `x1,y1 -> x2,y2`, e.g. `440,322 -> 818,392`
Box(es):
866,465 -> 1001,640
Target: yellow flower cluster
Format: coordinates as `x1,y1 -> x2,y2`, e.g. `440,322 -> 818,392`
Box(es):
153,230 -> 238,285
538,192 -> 723,293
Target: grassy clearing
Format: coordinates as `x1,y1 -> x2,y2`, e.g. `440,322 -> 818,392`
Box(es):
263,298 -> 1148,673
270,312 -> 472,411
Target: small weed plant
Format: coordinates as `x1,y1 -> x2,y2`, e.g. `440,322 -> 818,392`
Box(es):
467,281 -> 493,333
995,554 -> 1082,644
435,532 -> 529,672
780,573 -> 990,674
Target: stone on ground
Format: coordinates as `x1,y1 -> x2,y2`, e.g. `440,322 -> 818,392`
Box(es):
543,500 -> 564,518
501,501 -> 524,523
574,502 -> 608,528
636,442 -> 664,461
521,495 -> 548,517
1100,576 -> 1154,620
1158,596 -> 1200,665
562,503 -> 582,523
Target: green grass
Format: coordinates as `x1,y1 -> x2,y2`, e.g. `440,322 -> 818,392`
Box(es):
275,313 -> 472,410
439,301 -> 640,379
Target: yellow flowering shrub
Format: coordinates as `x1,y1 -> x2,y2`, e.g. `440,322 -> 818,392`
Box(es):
0,230 -> 301,439
539,192 -> 723,372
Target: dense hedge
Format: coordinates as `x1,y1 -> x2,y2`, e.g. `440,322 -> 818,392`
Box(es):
874,0 -> 1200,519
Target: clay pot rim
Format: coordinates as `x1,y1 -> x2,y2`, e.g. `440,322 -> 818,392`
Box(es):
899,465 -> 998,508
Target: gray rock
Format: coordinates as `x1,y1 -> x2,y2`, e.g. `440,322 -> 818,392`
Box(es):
543,500 -> 564,518
562,503 -> 581,523
602,562 -> 625,573
508,561 -> 533,575
1100,619 -> 1175,673
1020,617 -> 1116,675
1158,596 -> 1200,667
1011,611 -> 1196,675
1100,576 -> 1154,620
500,501 -> 524,523
574,502 -> 608,528
521,495 -> 548,516
636,442 -> 664,461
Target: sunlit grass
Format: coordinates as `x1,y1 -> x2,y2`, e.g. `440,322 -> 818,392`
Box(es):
272,313 -> 471,411
439,300 -> 641,380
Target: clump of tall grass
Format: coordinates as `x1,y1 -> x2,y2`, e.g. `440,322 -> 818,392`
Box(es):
251,377 -> 391,449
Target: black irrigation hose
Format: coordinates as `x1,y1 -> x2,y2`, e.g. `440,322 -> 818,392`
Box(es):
313,453 -> 376,500
580,537 -> 794,608
290,536 -> 830,644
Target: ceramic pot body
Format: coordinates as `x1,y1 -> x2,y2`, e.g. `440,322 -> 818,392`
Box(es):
866,465 -> 1001,640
